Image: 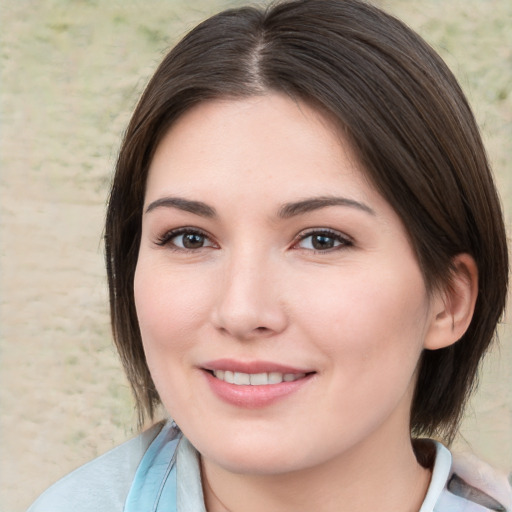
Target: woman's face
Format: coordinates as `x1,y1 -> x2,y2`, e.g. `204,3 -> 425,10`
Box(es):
134,93 -> 440,475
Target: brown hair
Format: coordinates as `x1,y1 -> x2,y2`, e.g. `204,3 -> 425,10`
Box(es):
105,0 -> 509,443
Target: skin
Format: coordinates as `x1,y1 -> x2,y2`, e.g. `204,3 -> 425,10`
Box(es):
134,93 -> 477,512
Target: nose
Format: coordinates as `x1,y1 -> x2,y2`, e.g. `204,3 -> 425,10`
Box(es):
211,251 -> 288,340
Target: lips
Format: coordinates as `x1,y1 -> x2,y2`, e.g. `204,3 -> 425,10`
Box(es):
201,359 -> 315,408
202,358 -> 313,375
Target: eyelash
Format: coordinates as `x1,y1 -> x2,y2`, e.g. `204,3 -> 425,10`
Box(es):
292,229 -> 353,253
155,227 -> 353,253
155,227 -> 216,251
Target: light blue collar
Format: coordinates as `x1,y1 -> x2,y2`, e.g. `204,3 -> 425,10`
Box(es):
176,435 -> 207,512
123,422 -> 179,511
124,422 -> 206,512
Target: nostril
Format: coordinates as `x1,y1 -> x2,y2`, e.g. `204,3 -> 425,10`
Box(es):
254,326 -> 274,334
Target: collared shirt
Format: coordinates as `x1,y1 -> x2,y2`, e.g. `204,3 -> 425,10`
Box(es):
27,421 -> 511,512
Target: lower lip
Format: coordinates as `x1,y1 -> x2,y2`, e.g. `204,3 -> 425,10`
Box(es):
203,371 -> 314,408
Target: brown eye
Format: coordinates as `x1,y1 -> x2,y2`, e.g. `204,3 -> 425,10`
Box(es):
157,229 -> 216,250
311,234 -> 336,250
296,230 -> 352,252
181,233 -> 206,249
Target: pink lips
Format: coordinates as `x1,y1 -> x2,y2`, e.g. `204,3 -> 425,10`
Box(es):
201,358 -> 315,408
202,358 -> 312,374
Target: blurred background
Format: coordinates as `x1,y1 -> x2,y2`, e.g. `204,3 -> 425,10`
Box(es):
0,0 -> 510,510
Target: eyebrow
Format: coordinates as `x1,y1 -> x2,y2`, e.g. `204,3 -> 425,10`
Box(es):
278,196 -> 375,218
145,197 -> 217,217
145,195 -> 375,219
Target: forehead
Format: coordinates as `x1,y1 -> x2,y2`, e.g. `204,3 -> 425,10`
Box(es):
145,94 -> 380,207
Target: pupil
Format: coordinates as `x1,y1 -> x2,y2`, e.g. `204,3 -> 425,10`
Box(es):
183,233 -> 204,248
312,235 -> 334,250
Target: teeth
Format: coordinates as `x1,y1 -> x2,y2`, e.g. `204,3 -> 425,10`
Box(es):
234,372 -> 250,385
268,372 -> 283,384
212,370 -> 306,385
249,373 -> 268,385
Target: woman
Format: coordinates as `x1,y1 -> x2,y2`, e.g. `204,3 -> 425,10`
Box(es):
28,0 -> 511,510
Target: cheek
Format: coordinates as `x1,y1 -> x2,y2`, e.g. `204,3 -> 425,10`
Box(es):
293,263 -> 430,369
133,260 -> 213,417
295,267 -> 429,432
133,260 -> 211,355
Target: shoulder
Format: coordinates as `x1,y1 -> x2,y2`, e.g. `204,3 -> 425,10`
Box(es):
425,441 -> 512,512
26,422 -> 167,512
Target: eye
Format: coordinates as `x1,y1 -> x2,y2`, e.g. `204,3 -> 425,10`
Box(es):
294,229 -> 352,251
156,228 -> 216,250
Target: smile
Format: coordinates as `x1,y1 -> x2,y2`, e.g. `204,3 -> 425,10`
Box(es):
212,370 -> 307,385
202,362 -> 315,408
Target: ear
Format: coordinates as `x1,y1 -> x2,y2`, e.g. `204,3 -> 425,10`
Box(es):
424,254 -> 478,350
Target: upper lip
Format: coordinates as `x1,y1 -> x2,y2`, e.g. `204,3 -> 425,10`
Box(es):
201,358 -> 314,374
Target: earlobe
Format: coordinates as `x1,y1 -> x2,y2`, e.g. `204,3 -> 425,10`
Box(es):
424,254 -> 479,350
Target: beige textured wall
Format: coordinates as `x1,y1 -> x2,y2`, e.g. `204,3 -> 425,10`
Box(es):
1,1 -> 510,510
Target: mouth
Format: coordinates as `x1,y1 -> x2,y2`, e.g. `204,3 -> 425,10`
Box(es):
200,359 -> 316,408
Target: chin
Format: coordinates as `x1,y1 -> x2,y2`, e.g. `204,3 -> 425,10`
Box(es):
205,450 -> 305,476
192,430 -> 323,476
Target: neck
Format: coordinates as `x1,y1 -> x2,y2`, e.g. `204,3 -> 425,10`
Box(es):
201,426 -> 431,512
